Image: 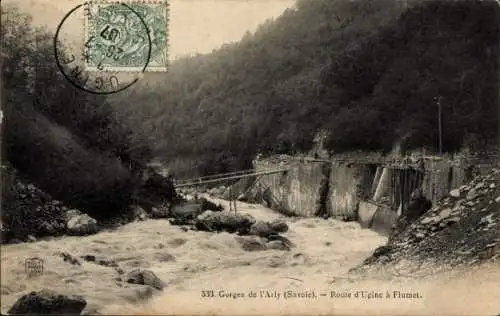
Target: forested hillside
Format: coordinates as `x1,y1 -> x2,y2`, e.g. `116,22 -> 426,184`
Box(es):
113,0 -> 498,178
2,6 -> 152,218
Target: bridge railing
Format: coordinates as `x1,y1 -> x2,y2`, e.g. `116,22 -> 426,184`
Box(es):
174,169 -> 255,186
174,168 -> 288,188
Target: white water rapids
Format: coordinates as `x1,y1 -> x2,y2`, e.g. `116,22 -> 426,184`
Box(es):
1,197 -> 499,315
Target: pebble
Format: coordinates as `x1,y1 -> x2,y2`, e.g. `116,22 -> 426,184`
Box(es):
421,217 -> 436,225
466,192 -> 478,200
415,232 -> 425,239
449,189 -> 460,197
446,216 -> 461,223
438,208 -> 452,219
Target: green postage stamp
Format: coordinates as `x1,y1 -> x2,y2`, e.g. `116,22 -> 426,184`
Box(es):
84,0 -> 169,72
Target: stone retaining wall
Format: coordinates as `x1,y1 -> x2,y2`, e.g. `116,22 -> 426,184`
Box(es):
250,152 -> 493,233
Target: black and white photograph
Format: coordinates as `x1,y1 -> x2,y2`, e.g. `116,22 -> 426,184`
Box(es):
1,0 -> 499,315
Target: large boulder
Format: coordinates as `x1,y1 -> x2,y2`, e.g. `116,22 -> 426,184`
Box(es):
198,198 -> 224,212
65,209 -> 82,222
126,269 -> 166,291
250,220 -> 275,237
8,289 -> 86,315
170,203 -> 203,220
195,211 -> 256,233
269,219 -> 288,233
129,205 -> 148,221
66,210 -> 98,236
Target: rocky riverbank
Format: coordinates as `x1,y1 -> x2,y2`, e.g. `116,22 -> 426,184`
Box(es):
1,163 -> 180,245
353,167 -> 499,276
1,164 -> 100,244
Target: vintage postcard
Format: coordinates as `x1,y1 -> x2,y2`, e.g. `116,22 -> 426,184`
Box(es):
1,0 -> 499,315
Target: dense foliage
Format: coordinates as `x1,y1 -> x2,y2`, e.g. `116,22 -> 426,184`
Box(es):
1,6 -> 152,218
113,0 -> 498,178
320,0 -> 499,154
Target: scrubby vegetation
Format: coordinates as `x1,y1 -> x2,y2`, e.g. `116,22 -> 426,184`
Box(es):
112,0 -> 498,177
1,6 -> 152,219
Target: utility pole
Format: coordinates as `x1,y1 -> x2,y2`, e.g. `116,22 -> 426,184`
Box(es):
436,96 -> 443,155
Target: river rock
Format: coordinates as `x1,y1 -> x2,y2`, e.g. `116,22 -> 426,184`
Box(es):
445,216 -> 461,224
372,245 -> 392,258
94,258 -> 119,268
8,289 -> 87,315
171,203 -> 203,220
466,190 -> 479,200
67,213 -> 98,236
266,234 -> 295,248
269,219 -> 288,233
60,252 -> 81,266
235,236 -> 267,251
154,252 -> 176,262
250,221 -> 275,237
39,221 -> 64,236
266,240 -> 290,251
421,216 -> 437,225
437,208 -> 452,220
199,198 -> 224,212
195,211 -> 256,233
449,189 -> 460,197
126,269 -> 166,290
130,205 -> 148,221
65,209 -> 82,222
81,255 -> 96,262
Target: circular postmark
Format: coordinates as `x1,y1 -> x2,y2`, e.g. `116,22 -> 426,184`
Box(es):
54,2 -> 152,94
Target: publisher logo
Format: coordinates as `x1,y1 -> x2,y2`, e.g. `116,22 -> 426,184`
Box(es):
25,257 -> 44,277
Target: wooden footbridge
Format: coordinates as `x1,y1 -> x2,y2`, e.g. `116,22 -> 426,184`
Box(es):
173,168 -> 289,188
174,168 -> 289,213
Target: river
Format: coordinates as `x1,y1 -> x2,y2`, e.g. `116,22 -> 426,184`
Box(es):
1,197 -> 499,315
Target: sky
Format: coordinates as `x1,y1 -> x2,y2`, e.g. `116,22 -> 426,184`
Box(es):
6,0 -> 296,60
